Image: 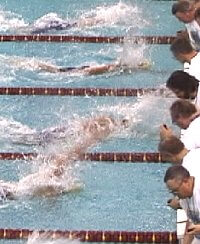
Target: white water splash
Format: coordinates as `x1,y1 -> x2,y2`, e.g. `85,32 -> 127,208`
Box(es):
0,116 -> 36,141
33,13 -> 68,29
117,43 -> 151,69
31,2 -> 148,31
0,2 -> 149,34
0,7 -> 28,32
27,232 -> 81,244
78,2 -> 148,28
97,95 -> 174,138
0,54 -> 55,71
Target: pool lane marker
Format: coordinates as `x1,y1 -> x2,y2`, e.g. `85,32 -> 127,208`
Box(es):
0,87 -> 166,97
0,229 -> 178,243
0,152 -> 166,162
0,34 -> 176,44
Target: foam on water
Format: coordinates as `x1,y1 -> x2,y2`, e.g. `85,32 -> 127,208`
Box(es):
0,2 -> 148,33
0,54 -> 55,71
78,1 -> 148,28
97,95 -> 175,139
0,116 -> 36,142
27,232 -> 81,244
117,43 -> 151,69
0,6 -> 28,32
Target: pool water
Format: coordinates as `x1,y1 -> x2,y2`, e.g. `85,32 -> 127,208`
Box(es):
0,0 -> 184,241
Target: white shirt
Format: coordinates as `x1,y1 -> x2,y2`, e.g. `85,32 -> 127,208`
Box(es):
184,52 -> 200,81
186,20 -> 200,51
182,149 -> 200,177
184,53 -> 200,108
180,175 -> 200,240
181,116 -> 200,150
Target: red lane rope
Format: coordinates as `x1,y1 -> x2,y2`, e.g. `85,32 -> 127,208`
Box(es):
0,228 -> 177,243
0,87 -> 165,96
0,152 -> 164,162
0,35 -> 175,44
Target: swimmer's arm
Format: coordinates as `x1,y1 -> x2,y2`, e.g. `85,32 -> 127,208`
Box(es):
52,136 -> 98,176
84,63 -> 119,75
52,116 -> 114,176
37,62 -> 60,73
77,17 -> 102,27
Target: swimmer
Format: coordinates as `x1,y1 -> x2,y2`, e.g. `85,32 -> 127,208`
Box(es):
20,12 -> 117,34
0,115 -> 125,200
30,16 -> 105,34
36,59 -> 151,75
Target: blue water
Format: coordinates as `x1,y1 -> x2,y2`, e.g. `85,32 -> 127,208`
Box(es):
0,0 -> 183,242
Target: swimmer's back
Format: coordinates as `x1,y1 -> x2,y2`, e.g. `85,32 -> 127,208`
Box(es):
31,20 -> 77,34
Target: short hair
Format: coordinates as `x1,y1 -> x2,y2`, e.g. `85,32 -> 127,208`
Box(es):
164,165 -> 190,183
195,7 -> 200,19
170,37 -> 193,56
166,70 -> 199,99
158,135 -> 185,156
172,0 -> 193,15
170,99 -> 197,121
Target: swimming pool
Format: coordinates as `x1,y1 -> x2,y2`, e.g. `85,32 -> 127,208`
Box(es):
0,0 -> 184,242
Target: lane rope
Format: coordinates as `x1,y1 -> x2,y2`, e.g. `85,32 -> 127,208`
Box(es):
0,87 -> 166,96
0,228 -> 177,243
0,35 -> 175,44
0,152 -> 164,162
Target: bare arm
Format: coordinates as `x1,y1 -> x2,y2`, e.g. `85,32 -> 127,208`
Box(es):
52,116 -> 115,176
84,63 -> 119,75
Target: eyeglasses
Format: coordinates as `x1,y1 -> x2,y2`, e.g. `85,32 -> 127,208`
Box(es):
169,180 -> 183,195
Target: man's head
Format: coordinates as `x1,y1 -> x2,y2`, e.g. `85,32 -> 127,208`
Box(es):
170,37 -> 196,63
158,135 -> 185,163
166,70 -> 199,100
172,0 -> 195,23
170,99 -> 197,129
164,165 -> 194,199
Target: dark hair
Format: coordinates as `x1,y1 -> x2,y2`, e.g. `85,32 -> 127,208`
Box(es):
164,165 -> 190,183
195,7 -> 200,19
170,37 -> 193,56
166,70 -> 199,99
158,135 -> 185,155
170,99 -> 197,121
172,1 -> 192,15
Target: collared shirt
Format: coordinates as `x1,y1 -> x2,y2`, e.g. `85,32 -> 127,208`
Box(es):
180,116 -> 200,150
184,52 -> 200,108
180,177 -> 200,239
186,20 -> 200,51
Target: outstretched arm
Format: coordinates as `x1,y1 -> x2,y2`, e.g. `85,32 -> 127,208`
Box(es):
52,116 -> 115,176
84,63 -> 119,75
